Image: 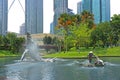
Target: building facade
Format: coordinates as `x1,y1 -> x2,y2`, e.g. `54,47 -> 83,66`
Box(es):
20,23 -> 26,35
79,0 -> 110,24
25,0 -> 43,34
53,0 -> 68,34
50,22 -> 54,34
77,1 -> 83,14
82,0 -> 92,13
92,0 -> 110,23
0,0 -> 8,35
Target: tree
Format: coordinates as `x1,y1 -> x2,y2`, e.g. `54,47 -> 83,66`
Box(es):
110,14 -> 120,45
43,35 -> 52,45
111,14 -> 120,34
90,22 -> 114,48
11,37 -> 25,53
2,36 -> 9,50
81,10 -> 95,29
3,32 -> 25,53
70,23 -> 93,53
57,13 -> 74,52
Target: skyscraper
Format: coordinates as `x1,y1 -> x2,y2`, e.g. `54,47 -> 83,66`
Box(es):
53,0 -> 68,33
0,0 -> 8,35
50,22 -> 54,34
77,1 -> 83,14
92,0 -> 110,23
79,0 -> 110,24
101,0 -> 110,22
25,0 -> 43,34
20,23 -> 25,35
82,0 -> 92,13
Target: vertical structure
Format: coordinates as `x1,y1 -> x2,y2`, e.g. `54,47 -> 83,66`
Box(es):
92,0 -> 110,23
25,0 -> 43,34
77,1 -> 83,14
20,23 -> 25,35
80,0 -> 110,24
53,0 -> 68,33
92,0 -> 101,24
50,22 -> 54,34
0,0 -> 8,35
82,0 -> 92,13
101,0 -> 110,22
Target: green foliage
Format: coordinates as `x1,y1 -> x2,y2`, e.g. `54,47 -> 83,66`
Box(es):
70,24 -> 93,50
0,32 -> 25,54
56,11 -> 95,52
44,47 -> 120,58
111,14 -> 120,34
91,21 -> 119,48
0,50 -> 18,56
56,12 -> 120,52
110,14 -> 120,45
43,35 -> 52,44
81,10 -> 95,29
91,22 -> 111,47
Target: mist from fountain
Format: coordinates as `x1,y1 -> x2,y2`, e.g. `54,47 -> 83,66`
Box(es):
20,49 -> 28,61
20,33 -> 41,61
20,33 -> 57,62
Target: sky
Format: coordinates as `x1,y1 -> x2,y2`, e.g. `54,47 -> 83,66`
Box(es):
8,0 -> 120,33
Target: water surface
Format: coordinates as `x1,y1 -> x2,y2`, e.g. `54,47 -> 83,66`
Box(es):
0,57 -> 120,80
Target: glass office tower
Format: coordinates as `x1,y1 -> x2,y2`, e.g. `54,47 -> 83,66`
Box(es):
82,0 -> 92,13
53,0 -> 68,26
25,0 -> 43,34
53,0 -> 68,33
81,0 -> 110,24
92,0 -> 110,23
77,1 -> 83,14
0,0 -> 8,35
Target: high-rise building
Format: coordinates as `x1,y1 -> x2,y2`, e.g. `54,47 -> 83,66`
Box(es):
82,0 -> 92,13
79,0 -> 110,24
53,0 -> 74,34
53,0 -> 68,34
50,22 -> 54,34
20,23 -> 26,35
77,1 -> 83,14
101,0 -> 110,22
25,0 -> 43,34
0,0 -> 8,35
53,0 -> 68,27
92,0 -> 110,23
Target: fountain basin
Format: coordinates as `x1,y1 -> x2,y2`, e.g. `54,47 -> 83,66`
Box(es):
0,57 -> 120,80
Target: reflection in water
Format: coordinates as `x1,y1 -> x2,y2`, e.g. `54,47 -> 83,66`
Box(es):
6,62 -> 55,80
0,57 -> 120,80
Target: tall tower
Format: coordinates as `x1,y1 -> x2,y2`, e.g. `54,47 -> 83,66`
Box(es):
92,0 -> 110,23
82,0 -> 92,13
77,1 -> 83,14
53,0 -> 68,33
101,0 -> 110,22
25,0 -> 43,34
81,0 -> 110,24
0,0 -> 8,35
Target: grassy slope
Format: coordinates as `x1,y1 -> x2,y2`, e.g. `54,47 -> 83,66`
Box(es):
0,50 -> 18,57
43,47 -> 120,58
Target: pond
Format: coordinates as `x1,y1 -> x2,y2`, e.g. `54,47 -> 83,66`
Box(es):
0,57 -> 120,80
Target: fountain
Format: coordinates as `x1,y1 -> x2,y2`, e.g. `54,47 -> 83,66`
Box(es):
20,33 -> 41,61
20,33 -> 56,62
80,55 -> 104,67
20,49 -> 28,61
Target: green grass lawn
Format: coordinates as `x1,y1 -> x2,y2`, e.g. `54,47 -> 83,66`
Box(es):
0,50 -> 19,57
43,47 -> 120,58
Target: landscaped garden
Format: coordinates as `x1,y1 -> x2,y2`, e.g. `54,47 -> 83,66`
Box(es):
43,46 -> 120,58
